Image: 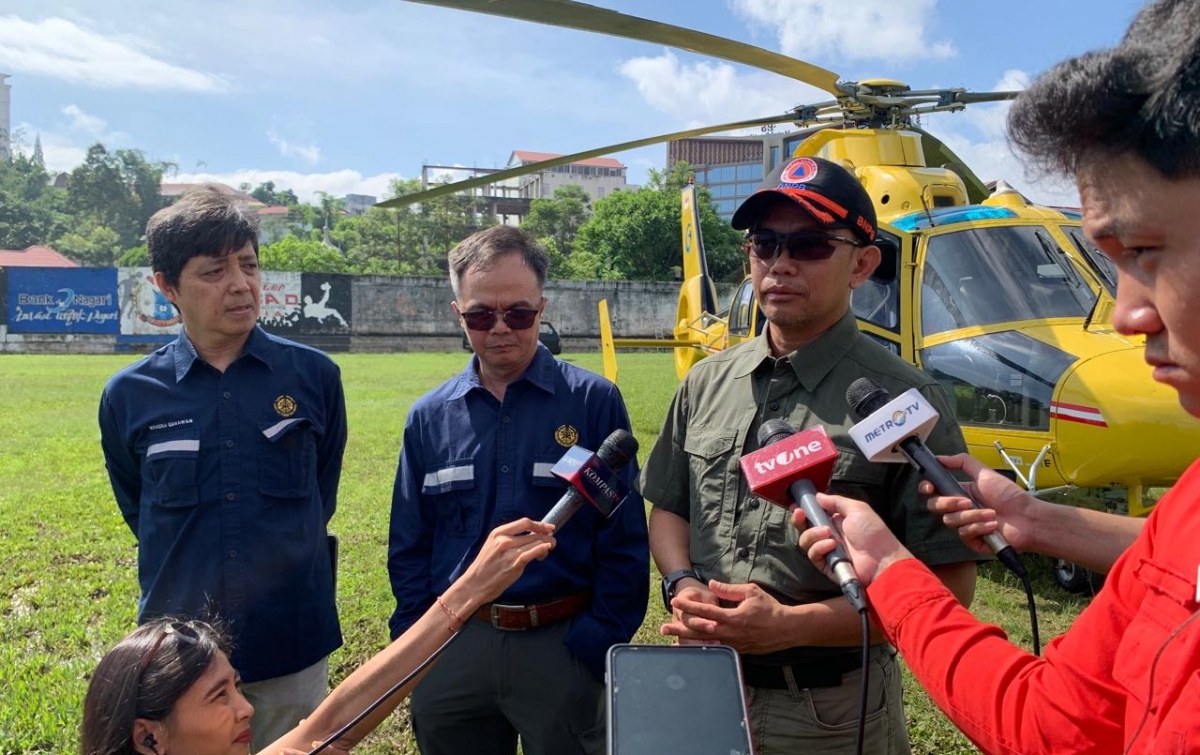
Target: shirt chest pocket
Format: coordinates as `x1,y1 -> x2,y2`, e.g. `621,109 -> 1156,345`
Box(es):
422,459 -> 482,537
258,417 -> 319,499
683,430 -> 740,530
1112,557 -> 1199,730
144,437 -> 200,508
829,442 -> 890,502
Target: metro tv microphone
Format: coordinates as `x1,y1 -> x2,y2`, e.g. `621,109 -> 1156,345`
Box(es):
846,378 -> 1028,578
740,420 -> 868,613
542,429 -> 639,529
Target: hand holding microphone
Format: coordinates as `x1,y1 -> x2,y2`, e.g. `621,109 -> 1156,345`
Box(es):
740,419 -> 868,613
845,378 -> 1029,578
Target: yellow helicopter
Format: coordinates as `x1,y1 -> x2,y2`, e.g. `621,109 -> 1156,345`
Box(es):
380,0 -> 1200,591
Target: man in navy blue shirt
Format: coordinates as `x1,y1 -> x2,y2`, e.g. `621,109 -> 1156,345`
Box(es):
388,225 -> 649,755
99,185 -> 347,751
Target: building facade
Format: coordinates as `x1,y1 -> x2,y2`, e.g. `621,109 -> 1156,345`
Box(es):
509,150 -> 630,203
668,130 -> 824,220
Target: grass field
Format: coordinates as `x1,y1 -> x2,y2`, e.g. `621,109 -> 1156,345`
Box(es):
0,351 -> 1095,754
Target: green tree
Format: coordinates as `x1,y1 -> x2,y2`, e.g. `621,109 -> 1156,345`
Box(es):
53,222 -> 122,267
118,245 -> 149,267
382,178 -> 496,275
259,236 -> 347,273
571,161 -> 744,281
330,206 -> 411,275
520,184 -> 591,264
0,152 -> 66,249
250,181 -> 300,207
63,144 -> 171,250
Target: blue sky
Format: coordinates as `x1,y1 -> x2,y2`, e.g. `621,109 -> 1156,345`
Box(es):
0,0 -> 1144,206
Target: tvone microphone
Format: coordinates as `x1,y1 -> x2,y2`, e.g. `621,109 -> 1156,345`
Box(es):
740,419 -> 868,613
542,429 -> 639,529
845,378 -> 1028,578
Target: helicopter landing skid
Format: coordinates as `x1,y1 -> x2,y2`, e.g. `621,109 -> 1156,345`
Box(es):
992,441 -> 1072,499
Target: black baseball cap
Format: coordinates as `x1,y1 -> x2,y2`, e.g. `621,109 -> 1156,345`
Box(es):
731,156 -> 877,245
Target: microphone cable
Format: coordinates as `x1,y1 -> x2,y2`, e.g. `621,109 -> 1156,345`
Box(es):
853,608 -> 870,755
1020,571 -> 1041,656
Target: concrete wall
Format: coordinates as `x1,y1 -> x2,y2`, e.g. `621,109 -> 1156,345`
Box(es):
0,267 -> 741,354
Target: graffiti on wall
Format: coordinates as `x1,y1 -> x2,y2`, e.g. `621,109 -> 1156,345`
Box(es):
300,274 -> 351,334
118,267 -> 182,336
258,271 -> 303,331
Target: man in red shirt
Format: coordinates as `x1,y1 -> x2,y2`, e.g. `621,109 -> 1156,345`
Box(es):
791,1 -> 1200,753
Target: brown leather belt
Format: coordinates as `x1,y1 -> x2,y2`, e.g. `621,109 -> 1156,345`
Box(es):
473,590 -> 591,631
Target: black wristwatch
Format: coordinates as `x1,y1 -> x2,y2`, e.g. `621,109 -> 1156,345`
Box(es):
660,568 -> 701,612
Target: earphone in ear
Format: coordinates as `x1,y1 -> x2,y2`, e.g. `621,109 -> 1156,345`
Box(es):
142,733 -> 159,752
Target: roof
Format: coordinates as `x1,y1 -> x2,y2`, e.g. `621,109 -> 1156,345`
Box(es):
0,245 -> 80,268
510,150 -> 624,169
257,206 -> 290,216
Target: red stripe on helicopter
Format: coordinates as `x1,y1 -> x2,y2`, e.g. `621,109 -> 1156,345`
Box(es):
1050,401 -> 1108,427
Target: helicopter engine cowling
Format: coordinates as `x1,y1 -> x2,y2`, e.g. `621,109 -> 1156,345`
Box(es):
1052,346 -> 1200,489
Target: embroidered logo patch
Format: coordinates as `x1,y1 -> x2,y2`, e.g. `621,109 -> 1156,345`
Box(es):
273,395 -> 297,418
780,157 -> 819,185
555,424 -> 579,448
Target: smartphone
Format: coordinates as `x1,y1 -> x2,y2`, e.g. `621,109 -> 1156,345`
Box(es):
606,644 -> 753,755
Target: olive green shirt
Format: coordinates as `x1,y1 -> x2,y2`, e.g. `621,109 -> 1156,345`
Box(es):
641,310 -> 982,659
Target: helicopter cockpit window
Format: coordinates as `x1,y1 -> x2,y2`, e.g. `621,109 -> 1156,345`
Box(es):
1065,226 -> 1118,296
851,232 -> 900,330
728,279 -> 756,337
920,331 -> 1075,430
920,225 -> 1099,335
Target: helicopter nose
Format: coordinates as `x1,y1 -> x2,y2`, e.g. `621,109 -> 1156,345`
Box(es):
1053,347 -> 1200,488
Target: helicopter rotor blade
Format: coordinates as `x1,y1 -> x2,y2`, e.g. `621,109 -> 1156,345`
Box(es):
377,112 -> 802,209
393,0 -> 842,96
910,125 -> 990,204
953,90 -> 1022,104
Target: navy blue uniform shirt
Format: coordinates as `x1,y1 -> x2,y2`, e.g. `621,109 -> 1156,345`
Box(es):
99,326 -> 346,683
388,344 -> 649,679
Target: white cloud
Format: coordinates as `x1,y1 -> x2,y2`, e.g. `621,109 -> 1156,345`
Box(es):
731,0 -> 954,63
0,16 -> 230,92
62,104 -> 105,135
919,70 -> 1079,207
172,168 -> 403,205
618,51 -> 825,128
266,129 -> 321,165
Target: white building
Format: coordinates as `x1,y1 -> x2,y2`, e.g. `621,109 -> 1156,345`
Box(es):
508,150 -> 629,203
0,74 -> 11,161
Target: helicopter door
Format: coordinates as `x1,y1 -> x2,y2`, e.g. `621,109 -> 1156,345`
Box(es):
851,231 -> 902,354
728,278 -> 757,338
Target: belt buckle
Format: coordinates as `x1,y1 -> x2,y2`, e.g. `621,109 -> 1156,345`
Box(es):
490,602 -> 526,631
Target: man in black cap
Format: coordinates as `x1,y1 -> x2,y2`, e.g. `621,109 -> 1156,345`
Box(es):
639,156 -> 984,754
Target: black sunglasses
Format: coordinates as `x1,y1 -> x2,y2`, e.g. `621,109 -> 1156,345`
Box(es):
745,229 -> 862,262
459,307 -> 541,332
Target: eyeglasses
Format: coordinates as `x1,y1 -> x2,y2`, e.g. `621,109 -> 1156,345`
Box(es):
745,229 -> 862,262
136,621 -> 201,686
458,306 -> 541,331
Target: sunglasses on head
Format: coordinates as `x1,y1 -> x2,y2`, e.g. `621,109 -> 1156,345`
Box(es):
136,621 -> 202,685
459,306 -> 541,331
745,229 -> 862,262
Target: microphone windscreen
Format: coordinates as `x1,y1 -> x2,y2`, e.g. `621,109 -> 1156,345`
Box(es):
846,377 -> 891,419
596,428 -> 639,469
757,418 -> 796,447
